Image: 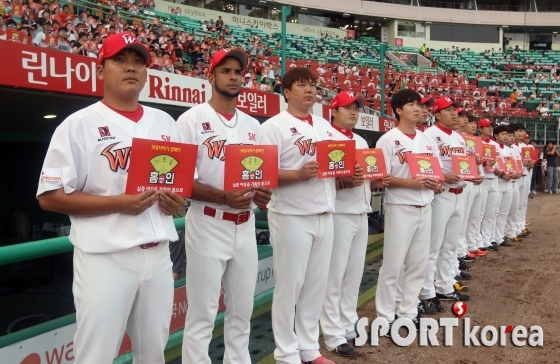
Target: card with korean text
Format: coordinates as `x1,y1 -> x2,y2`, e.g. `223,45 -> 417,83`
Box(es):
481,143 -> 497,161
125,138 -> 198,197
405,154 -> 444,181
223,145 -> 278,190
451,155 -> 479,181
355,148 -> 387,180
463,134 -> 483,157
316,140 -> 356,178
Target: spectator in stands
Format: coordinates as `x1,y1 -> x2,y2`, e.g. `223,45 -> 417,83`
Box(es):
71,32 -> 88,56
32,20 -> 51,47
54,27 -> 71,52
545,141 -> 560,194
553,100 -> 560,112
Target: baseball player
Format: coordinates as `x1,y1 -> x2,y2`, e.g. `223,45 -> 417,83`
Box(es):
421,97 -> 476,308
492,125 -> 519,247
419,96 -> 434,126
261,67 -> 337,364
513,126 -> 534,238
320,91 -> 389,357
176,49 -> 272,364
37,33 -> 185,363
375,89 -> 441,328
478,119 -> 500,251
504,125 -> 524,244
462,113 -> 488,256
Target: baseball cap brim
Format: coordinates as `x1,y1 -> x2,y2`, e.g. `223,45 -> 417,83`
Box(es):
209,49 -> 248,74
478,119 -> 493,128
421,97 -> 435,107
100,43 -> 151,65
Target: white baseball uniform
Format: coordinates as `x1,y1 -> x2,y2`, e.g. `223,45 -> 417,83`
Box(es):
505,144 -> 522,239
261,111 -> 336,364
494,145 -> 515,244
375,128 -> 436,321
321,129 -> 371,351
479,138 -> 500,248
177,102 -> 261,364
421,125 -> 466,299
516,142 -> 531,234
460,133 -> 484,254
37,102 -> 181,364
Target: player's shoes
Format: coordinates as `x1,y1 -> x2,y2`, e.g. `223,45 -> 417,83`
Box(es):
486,244 -> 499,251
458,255 -> 476,263
500,240 -> 513,247
455,271 -> 472,280
453,282 -> 470,292
423,297 -> 445,312
303,355 -> 336,364
459,261 -> 471,271
333,343 -> 356,357
505,236 -> 523,243
470,249 -> 487,257
418,300 -> 438,314
412,313 -> 424,331
466,252 -> 476,259
436,290 -> 471,301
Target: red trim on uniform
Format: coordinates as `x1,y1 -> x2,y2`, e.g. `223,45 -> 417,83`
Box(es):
499,144 -> 504,149
216,110 -> 235,121
294,114 -> 313,126
435,123 -> 453,135
403,133 -> 416,140
331,123 -> 353,139
102,101 -> 144,122
482,138 -> 491,143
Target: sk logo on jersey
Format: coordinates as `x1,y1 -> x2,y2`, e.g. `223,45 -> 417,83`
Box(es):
98,126 -> 116,142
102,142 -> 131,172
394,140 -> 401,146
295,137 -> 316,156
248,132 -> 256,141
202,122 -> 211,131
203,136 -> 226,161
290,127 -> 299,135
99,126 -> 110,137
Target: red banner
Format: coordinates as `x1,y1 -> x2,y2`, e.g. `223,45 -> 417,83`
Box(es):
378,116 -> 399,132
0,41 -> 281,118
394,38 -> 403,47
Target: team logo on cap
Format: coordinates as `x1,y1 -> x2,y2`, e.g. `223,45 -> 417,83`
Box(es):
121,34 -> 136,44
346,91 -> 356,97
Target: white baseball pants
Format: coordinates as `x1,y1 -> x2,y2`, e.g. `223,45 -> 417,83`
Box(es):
516,173 -> 531,234
73,243 -> 173,364
269,212 -> 334,364
182,204 -> 258,364
321,213 -> 368,350
505,181 -> 521,239
377,204 -> 431,322
458,183 -> 473,258
421,191 -> 464,299
466,183 -> 483,252
480,178 -> 499,247
494,181 -> 513,243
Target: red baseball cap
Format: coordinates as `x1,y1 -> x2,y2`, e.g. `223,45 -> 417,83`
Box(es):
208,49 -> 248,74
98,32 -> 151,65
456,107 -> 466,116
478,118 -> 493,128
524,133 -> 530,139
432,96 -> 460,113
421,97 -> 435,107
330,91 -> 364,109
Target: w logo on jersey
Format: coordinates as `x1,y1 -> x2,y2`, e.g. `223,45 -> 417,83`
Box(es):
121,34 -> 136,44
203,136 -> 226,161
101,143 -> 131,172
294,137 -> 316,156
